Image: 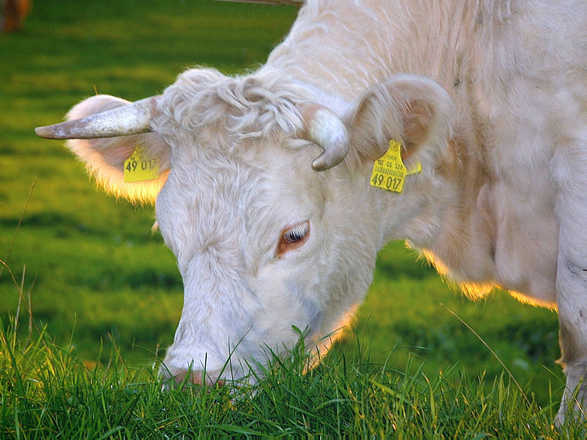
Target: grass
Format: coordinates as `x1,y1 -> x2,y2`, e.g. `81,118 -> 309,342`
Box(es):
0,0 -> 583,437
2,318 -> 585,439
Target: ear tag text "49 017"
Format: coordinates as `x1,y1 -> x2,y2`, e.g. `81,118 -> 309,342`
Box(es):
370,140 -> 421,193
123,146 -> 160,183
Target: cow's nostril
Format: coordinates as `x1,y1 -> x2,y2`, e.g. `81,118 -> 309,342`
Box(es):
172,369 -> 224,387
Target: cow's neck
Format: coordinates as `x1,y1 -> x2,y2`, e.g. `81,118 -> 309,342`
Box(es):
266,0 -> 511,101
390,135 -> 498,292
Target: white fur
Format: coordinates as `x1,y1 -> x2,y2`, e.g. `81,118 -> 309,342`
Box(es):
62,0 -> 586,421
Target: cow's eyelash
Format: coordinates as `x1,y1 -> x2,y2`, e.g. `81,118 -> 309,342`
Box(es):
284,222 -> 309,243
276,221 -> 310,257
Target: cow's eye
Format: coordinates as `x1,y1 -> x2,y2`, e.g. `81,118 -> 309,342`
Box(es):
277,221 -> 310,257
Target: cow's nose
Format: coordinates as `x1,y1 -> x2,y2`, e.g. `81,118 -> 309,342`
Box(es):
175,369 -> 224,385
161,368 -> 224,387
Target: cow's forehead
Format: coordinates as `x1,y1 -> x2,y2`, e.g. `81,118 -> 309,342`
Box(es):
164,151 -> 266,229
158,142 -> 319,270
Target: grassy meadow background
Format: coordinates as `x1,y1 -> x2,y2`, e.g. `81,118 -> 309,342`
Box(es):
1,0 -> 581,437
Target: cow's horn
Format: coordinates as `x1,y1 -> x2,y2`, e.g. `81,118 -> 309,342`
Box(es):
35,96 -> 158,139
306,108 -> 349,171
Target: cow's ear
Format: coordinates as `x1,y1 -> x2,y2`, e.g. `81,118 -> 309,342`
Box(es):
65,95 -> 171,204
348,75 -> 452,165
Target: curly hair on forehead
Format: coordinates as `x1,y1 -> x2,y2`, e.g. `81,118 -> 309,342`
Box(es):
160,67 -> 307,141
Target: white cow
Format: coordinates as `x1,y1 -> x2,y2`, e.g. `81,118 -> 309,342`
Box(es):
36,0 -> 586,422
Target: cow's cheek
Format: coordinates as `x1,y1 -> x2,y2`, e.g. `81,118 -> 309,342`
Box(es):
249,270 -> 314,346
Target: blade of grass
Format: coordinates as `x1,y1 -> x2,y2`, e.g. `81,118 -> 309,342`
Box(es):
442,304 -> 530,405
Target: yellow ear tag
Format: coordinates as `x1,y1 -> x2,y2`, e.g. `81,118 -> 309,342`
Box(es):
370,140 -> 421,193
123,146 -> 160,183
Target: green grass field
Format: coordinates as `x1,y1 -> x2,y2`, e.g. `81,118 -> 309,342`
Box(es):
1,0 -> 584,437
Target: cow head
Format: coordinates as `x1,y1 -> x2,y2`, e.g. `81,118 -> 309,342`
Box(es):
36,68 -> 452,384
